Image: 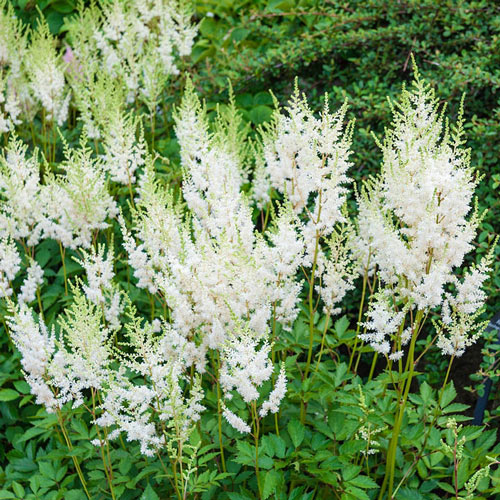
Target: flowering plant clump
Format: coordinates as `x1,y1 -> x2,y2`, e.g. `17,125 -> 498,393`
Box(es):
0,2 -> 499,499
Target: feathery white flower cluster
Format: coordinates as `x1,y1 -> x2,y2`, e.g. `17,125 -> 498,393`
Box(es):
76,244 -> 123,330
66,0 -> 197,113
9,286 -> 118,412
96,315 -> 204,456
357,67 -> 491,357
42,140 -> 118,249
437,244 -> 496,357
7,305 -> 60,411
122,84 -> 303,374
0,236 -> 20,298
9,280 -> 204,457
1,0 -> 196,135
360,292 -> 408,357
0,135 -> 117,256
0,2 -> 30,132
8,293 -> 113,411
0,138 -> 45,245
258,83 -> 356,314
220,331 -> 274,403
25,20 -> 71,125
259,363 -> 287,417
218,325 -> 287,431
102,108 -> 146,185
316,223 -> 358,315
259,83 -> 353,246
18,260 -> 43,304
222,405 -> 251,434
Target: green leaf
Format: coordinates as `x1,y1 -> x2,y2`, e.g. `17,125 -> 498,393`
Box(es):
262,470 -> 280,499
342,465 -> 362,482
199,18 -> 218,38
419,381 -> 433,404
65,491 -> 87,500
46,11 -> 64,34
19,426 -> 49,443
227,493 -> 254,500
348,475 -> 378,489
253,92 -> 273,106
270,434 -> 287,458
0,389 -> 19,401
13,380 -> 30,394
0,492 -> 16,499
344,485 -> 370,500
140,483 -> 160,500
441,382 -> 457,408
334,316 -> 350,337
287,419 -> 305,448
397,487 -> 427,500
334,363 -> 349,387
12,482 -> 25,498
249,105 -> 273,125
51,1 -> 77,14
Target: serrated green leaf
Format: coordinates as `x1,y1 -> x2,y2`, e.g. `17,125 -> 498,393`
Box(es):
140,483 -> 160,500
262,470 -> 280,499
287,419 -> 305,448
441,382 -> 457,408
348,475 -> 378,489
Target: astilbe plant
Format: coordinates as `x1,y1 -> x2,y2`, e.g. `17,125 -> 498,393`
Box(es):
354,62 -> 497,499
0,4 -> 498,494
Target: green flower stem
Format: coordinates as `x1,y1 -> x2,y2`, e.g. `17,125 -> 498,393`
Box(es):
56,410 -> 91,499
59,242 -> 68,295
379,310 -> 423,500
251,402 -> 262,499
216,355 -> 227,473
349,254 -> 370,373
91,389 -> 116,500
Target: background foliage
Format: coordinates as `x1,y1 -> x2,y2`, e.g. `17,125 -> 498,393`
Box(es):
1,0 -> 500,499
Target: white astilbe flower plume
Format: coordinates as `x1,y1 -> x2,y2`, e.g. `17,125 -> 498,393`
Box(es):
122,84 -> 303,372
18,260 -> 44,304
25,19 -> 70,125
76,243 -> 123,330
66,0 -> 197,109
357,67 -> 480,311
0,2 -> 31,130
220,328 -> 274,404
259,363 -> 287,417
7,304 -> 61,412
101,108 -> 146,185
96,312 -> 205,456
41,136 -> 118,249
437,241 -> 497,357
220,325 -> 288,431
355,62 -> 493,358
260,81 -> 353,261
258,83 -> 355,318
222,406 -> 251,434
0,236 -> 20,298
0,70 -> 22,134
360,291 -> 408,356
76,244 -> 115,304
174,78 -> 249,238
0,138 -> 45,245
316,221 -> 357,315
57,287 -> 114,406
7,293 -> 112,412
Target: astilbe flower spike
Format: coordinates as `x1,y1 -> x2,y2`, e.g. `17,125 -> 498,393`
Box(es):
357,63 -> 494,358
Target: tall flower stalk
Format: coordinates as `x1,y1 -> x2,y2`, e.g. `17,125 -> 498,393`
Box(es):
353,60 -> 494,499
